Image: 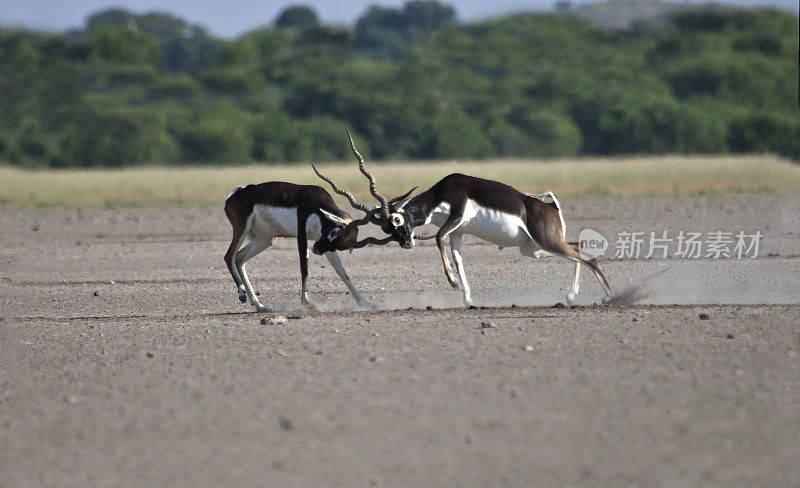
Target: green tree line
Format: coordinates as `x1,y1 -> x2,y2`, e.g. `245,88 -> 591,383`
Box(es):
0,1 -> 797,167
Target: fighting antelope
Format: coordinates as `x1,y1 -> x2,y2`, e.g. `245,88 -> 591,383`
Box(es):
313,133 -> 613,306
224,181 -> 384,311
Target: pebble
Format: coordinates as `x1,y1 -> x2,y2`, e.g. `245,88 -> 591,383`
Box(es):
481,321 -> 496,329
146,352 -> 154,358
93,290 -> 100,297
524,345 -> 533,352
261,316 -> 288,326
278,417 -> 293,431
699,313 -> 710,320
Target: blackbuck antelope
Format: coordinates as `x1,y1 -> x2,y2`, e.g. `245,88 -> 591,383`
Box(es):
224,181 -> 384,311
313,133 -> 613,307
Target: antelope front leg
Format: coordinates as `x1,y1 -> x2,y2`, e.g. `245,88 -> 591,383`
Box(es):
325,252 -> 376,309
437,235 -> 460,290
297,237 -> 319,311
436,212 -> 464,290
449,234 -> 472,306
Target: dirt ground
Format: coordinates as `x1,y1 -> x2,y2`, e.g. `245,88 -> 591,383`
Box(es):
1,195 -> 799,487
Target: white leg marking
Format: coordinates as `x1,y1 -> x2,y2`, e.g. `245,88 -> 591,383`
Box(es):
566,261 -> 582,305
564,256 -> 612,304
438,216 -> 465,290
450,234 -> 472,307
325,252 -> 374,309
231,236 -> 248,299
230,213 -> 255,298
236,237 -> 276,311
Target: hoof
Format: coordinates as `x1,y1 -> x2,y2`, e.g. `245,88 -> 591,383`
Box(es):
463,298 -> 473,307
602,295 -> 613,304
239,293 -> 247,303
566,293 -> 576,306
254,304 -> 269,313
449,280 -> 461,291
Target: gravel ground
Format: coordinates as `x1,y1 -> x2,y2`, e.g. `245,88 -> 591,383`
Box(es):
1,195 -> 798,487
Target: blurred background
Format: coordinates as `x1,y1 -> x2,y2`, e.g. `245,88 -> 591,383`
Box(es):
0,0 -> 797,170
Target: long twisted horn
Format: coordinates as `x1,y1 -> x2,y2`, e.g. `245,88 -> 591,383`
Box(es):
346,129 -> 389,219
311,162 -> 370,213
350,235 -> 396,249
388,186 -> 418,207
346,207 -> 381,227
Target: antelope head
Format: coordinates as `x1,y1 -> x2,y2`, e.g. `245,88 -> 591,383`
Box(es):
311,209 -> 360,255
312,130 -> 417,250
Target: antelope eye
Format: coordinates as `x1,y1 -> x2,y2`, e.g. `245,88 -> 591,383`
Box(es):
327,227 -> 342,240
391,214 -> 404,227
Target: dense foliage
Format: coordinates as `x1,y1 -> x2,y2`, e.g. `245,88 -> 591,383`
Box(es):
0,2 -> 797,166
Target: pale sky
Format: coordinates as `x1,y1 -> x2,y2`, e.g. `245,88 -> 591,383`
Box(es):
1,0 -> 796,38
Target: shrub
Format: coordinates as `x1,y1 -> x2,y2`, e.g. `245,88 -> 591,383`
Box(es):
175,104 -> 253,163
275,6 -> 319,30
430,108 -> 494,159
251,113 -> 356,163
62,107 -> 180,166
728,112 -> 800,160
507,109 -> 582,157
87,25 -> 161,66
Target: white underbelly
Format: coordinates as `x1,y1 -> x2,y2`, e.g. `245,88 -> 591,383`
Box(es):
250,205 -> 321,240
456,200 -> 530,247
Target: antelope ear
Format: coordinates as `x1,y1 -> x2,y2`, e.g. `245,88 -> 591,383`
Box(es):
319,209 -> 351,226
393,187 -> 417,211
368,206 -> 382,223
